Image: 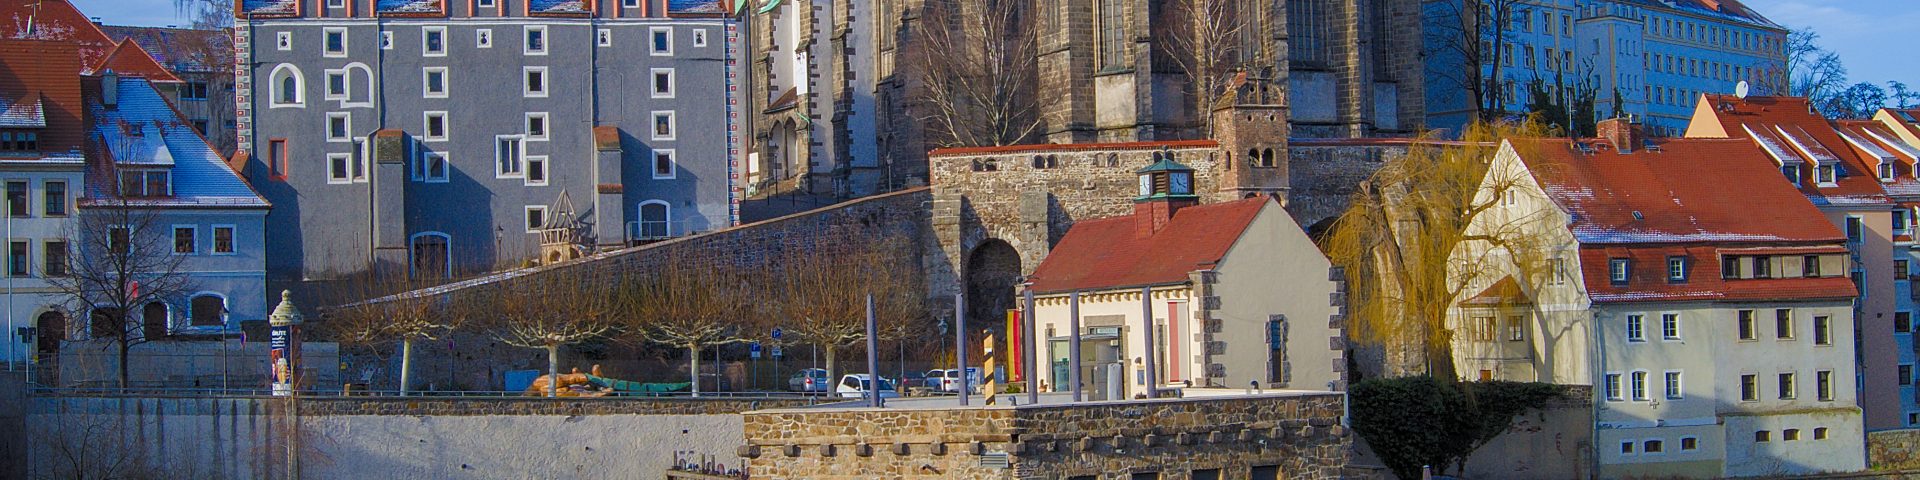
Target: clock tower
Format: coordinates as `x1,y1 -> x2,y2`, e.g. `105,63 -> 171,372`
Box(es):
1133,150 -> 1200,238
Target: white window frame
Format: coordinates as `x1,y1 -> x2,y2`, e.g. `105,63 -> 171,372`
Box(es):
1661,312 -> 1681,341
494,135 -> 525,179
324,69 -> 349,101
339,63 -> 373,108
693,28 -> 708,47
652,149 -> 677,180
422,67 -> 448,98
1604,372 -> 1623,401
326,0 -> 344,7
476,28 -> 493,48
269,64 -> 305,108
327,153 -> 353,184
523,66 -> 549,98
323,27 -> 348,57
477,0 -> 494,7
525,112 -> 550,141
525,205 -> 549,233
597,28 -> 613,47
326,112 -> 351,142
210,224 -> 236,255
1626,314 -> 1645,342
1817,163 -> 1837,186
1664,370 -> 1683,399
422,111 -> 449,142
408,232 -> 453,279
1630,370 -> 1649,401
170,224 -> 198,256
415,150 -> 450,183
351,138 -> 370,183
524,155 -> 549,186
650,26 -> 673,56
622,0 -> 638,7
276,31 -> 293,51
524,25 -> 548,55
651,111 -> 676,141
651,68 -> 675,99
422,26 -> 448,57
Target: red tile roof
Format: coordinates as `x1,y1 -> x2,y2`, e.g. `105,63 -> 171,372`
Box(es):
1027,197 -> 1270,294
1692,95 -> 1891,207
0,39 -> 85,155
93,40 -> 182,83
1578,247 -> 1857,304
1462,276 -> 1529,306
0,0 -> 116,74
1518,137 -> 1845,244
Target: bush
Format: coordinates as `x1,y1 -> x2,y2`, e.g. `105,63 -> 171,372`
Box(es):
1349,376 -> 1563,479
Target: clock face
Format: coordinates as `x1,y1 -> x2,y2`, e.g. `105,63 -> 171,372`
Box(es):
1139,174 -> 1154,196
1170,173 -> 1192,194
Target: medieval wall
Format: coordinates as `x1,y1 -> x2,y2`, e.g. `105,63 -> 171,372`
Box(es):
742,392 -> 1353,479
1285,140 -> 1412,230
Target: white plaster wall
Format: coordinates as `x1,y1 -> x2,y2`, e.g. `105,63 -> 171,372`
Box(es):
1211,202 -> 1341,390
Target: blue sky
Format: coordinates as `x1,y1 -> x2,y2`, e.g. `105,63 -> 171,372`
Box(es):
69,0 -> 1915,88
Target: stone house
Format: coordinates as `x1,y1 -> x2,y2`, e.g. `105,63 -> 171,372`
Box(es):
1451,123 -> 1866,477
1022,159 -> 1342,397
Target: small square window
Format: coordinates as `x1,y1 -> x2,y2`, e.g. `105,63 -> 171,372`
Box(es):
526,205 -> 549,232
422,68 -> 449,98
1643,440 -> 1663,453
653,149 -> 676,179
324,28 -> 347,57
1680,437 -> 1698,450
525,26 -> 548,55
526,113 -> 549,141
524,67 -> 549,97
478,0 -> 494,7
1814,427 -> 1829,440
212,226 -> 234,254
1755,430 -> 1771,442
650,26 -> 673,55
476,29 -> 493,48
1620,441 -> 1635,454
423,26 -> 447,56
1666,256 -> 1687,282
525,156 -> 548,186
652,111 -> 676,141
327,113 -> 351,142
651,68 -> 675,98
325,71 -> 347,100
416,151 -> 449,183
1784,429 -> 1800,441
328,153 -> 352,184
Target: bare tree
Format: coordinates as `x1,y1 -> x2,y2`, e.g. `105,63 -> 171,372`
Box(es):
484,273 -> 617,397
1164,0 -> 1245,137
769,237 -> 923,388
320,274 -> 469,396
1890,81 -> 1916,110
915,0 -> 1042,148
170,0 -> 234,29
620,258 -> 756,396
47,122 -> 195,391
1322,120 -> 1552,380
1426,0 -> 1531,124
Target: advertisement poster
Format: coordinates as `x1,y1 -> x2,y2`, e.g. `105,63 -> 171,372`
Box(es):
269,325 -> 295,396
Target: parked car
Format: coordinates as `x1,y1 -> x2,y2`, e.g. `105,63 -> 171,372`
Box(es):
787,368 -> 829,392
899,371 -> 928,390
925,368 -> 982,393
835,374 -> 900,399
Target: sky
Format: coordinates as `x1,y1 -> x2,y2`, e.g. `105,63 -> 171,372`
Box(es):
67,0 -> 1917,88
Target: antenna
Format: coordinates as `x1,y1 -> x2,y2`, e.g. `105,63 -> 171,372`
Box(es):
1735,81 -> 1751,100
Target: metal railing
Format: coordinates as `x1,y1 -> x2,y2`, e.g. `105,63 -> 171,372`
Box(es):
26,383 -> 831,401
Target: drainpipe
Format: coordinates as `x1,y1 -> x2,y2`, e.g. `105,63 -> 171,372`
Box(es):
1590,308 -> 1604,480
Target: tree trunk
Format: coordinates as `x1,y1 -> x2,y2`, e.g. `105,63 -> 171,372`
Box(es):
823,345 -> 838,396
118,335 -> 131,392
688,344 -> 701,397
546,344 -> 559,398
399,338 -> 414,397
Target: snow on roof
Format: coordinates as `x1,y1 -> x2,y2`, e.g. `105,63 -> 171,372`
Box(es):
529,0 -> 588,13
377,0 -> 443,12
241,0 -> 299,14
1743,123 -> 1802,167
667,0 -> 728,13
88,77 -> 265,208
0,93 -> 45,128
1776,124 -> 1841,165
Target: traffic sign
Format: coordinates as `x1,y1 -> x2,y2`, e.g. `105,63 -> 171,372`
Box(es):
749,342 -> 763,359
770,346 -> 783,358
770,327 -> 783,340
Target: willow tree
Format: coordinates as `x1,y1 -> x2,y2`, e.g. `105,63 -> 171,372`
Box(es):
1323,120 -> 1553,380
770,237 -> 924,387
622,258 -> 756,396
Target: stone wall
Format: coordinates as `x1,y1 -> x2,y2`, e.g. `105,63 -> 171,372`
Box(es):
1285,140 -> 1412,231
1459,385 -> 1595,480
22,394 -> 807,479
54,339 -> 339,390
742,392 -> 1352,479
1869,429 -> 1920,471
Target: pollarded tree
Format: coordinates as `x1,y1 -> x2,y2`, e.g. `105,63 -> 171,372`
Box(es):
485,272 -> 618,397
1322,120 -> 1554,380
620,258 -> 757,396
769,237 -> 923,388
320,274 -> 470,395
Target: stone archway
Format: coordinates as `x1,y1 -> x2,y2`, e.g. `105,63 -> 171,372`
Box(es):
964,239 -> 1023,339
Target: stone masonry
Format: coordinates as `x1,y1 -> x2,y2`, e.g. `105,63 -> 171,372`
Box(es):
741,393 -> 1353,479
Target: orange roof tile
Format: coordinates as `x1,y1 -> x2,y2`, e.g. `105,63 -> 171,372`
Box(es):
1028,197 -> 1270,294
93,40 -> 182,83
1694,95 -> 1892,207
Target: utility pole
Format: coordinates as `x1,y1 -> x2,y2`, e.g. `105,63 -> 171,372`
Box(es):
955,293 -> 968,406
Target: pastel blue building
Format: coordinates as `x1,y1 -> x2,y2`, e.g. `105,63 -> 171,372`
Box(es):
1425,0 -> 1787,136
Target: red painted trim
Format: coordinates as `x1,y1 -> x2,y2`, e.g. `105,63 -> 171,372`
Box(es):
930,140 -> 1220,157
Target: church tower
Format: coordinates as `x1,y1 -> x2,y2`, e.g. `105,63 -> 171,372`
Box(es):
1211,73 -> 1290,200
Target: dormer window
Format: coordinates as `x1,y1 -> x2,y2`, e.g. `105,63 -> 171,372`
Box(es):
1781,164 -> 1801,186
0,130 -> 38,154
1816,164 -> 1836,186
117,170 -> 171,198
1609,258 -> 1630,285
1882,161 -> 1896,182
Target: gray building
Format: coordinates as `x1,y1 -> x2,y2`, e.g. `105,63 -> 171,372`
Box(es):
234,0 -> 742,286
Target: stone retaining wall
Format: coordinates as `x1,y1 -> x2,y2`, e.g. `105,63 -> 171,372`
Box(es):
1870,429 -> 1920,471
742,392 -> 1352,479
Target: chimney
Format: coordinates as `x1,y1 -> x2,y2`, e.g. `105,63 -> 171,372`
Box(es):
101,70 -> 118,109
1598,117 -> 1643,153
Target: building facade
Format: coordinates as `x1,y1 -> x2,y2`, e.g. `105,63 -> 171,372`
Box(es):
101,25 -> 239,156
750,0 -> 1425,199
233,0 -> 743,286
1452,127 -> 1867,477
1425,0 -> 1787,136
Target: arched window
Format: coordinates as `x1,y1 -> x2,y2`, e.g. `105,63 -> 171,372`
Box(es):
410,232 -> 451,279
637,200 -> 671,240
270,64 -> 305,107
190,294 -> 226,327
1260,148 -> 1276,168
36,310 -> 63,355
142,302 -> 169,340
